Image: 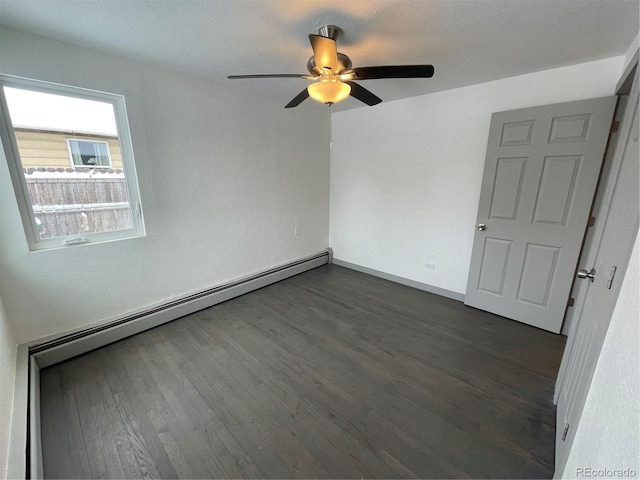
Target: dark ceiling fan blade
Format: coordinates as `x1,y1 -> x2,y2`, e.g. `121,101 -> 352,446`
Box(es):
284,89 -> 310,108
346,81 -> 382,106
309,34 -> 339,72
227,74 -> 307,79
349,65 -> 435,80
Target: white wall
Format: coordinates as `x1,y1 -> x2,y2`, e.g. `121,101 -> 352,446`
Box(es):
561,232 -> 639,478
329,57 -> 625,295
0,27 -> 331,343
0,295 -> 17,479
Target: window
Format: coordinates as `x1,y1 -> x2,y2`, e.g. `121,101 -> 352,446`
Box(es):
67,139 -> 112,168
0,75 -> 145,250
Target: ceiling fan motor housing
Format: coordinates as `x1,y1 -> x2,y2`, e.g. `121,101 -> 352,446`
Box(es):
307,53 -> 352,75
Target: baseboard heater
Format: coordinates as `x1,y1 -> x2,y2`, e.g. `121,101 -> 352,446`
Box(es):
18,249 -> 330,479
30,249 -> 331,368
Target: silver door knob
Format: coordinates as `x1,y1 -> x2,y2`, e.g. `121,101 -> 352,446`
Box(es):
577,268 -> 596,282
476,224 -> 486,231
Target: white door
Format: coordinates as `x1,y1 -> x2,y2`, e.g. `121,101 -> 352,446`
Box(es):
465,97 -> 617,333
555,74 -> 639,474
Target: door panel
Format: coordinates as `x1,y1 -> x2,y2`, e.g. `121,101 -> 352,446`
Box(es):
548,114 -> 591,143
489,158 -> 527,219
500,120 -> 535,146
516,243 -> 559,307
477,237 -> 512,295
465,97 -> 617,333
532,155 -> 581,225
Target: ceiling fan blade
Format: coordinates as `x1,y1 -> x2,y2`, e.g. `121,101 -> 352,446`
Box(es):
309,34 -> 339,72
284,89 -> 310,108
346,81 -> 382,106
350,65 -> 435,80
227,74 -> 307,79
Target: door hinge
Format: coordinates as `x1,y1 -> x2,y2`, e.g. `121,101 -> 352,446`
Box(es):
568,297 -> 575,307
562,423 -> 570,441
588,216 -> 596,227
606,266 -> 618,290
611,120 -> 620,134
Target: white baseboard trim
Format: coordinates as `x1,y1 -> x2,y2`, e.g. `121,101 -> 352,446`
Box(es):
333,258 -> 465,302
30,250 -> 330,368
7,344 -> 28,480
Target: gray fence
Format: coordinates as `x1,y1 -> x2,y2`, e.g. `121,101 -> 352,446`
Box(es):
25,175 -> 133,238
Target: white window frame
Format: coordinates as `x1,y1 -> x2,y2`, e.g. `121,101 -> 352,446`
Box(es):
0,74 -> 145,251
66,138 -> 113,169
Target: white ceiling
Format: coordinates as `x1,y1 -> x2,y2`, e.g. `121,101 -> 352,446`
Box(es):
0,0 -> 638,111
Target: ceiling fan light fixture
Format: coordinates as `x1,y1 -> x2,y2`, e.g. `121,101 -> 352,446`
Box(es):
307,78 -> 351,105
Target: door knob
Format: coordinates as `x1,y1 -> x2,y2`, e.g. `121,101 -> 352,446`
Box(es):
577,268 -> 596,282
476,224 -> 486,231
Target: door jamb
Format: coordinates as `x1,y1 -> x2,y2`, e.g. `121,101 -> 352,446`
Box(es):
554,57 -> 638,404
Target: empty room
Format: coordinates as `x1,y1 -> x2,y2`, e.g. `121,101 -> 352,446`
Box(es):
0,1 -> 638,478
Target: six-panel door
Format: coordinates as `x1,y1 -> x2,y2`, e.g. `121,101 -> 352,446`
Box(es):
465,97 -> 617,333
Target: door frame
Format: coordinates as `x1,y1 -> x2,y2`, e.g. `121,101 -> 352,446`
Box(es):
554,56 -> 639,403
561,51 -> 640,338
553,54 -> 639,477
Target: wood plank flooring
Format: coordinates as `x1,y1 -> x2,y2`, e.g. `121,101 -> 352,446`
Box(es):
40,264 -> 566,479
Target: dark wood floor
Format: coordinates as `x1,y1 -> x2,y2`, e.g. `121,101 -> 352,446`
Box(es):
40,264 -> 566,479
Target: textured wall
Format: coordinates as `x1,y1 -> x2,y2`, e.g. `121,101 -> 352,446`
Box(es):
561,232 -> 639,478
0,27 -> 331,343
329,57 -> 624,295
0,296 -> 17,479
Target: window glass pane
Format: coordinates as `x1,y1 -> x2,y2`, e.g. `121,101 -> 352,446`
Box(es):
68,139 -> 111,167
3,86 -> 134,239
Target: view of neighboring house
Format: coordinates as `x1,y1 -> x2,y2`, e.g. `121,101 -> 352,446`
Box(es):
16,127 -> 123,170
13,121 -> 132,238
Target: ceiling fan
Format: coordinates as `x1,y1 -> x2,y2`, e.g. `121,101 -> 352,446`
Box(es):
228,25 -> 435,108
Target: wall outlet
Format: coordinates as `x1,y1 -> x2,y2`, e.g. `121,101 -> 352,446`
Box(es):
294,226 -> 300,235
424,262 -> 436,270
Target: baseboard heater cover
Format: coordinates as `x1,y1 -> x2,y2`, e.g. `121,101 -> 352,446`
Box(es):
31,249 -> 330,368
